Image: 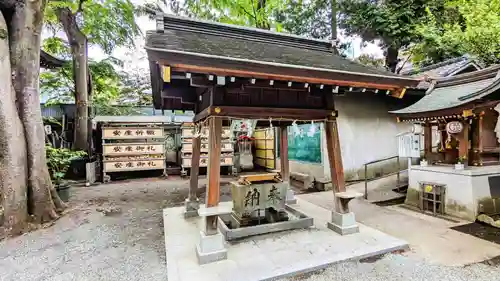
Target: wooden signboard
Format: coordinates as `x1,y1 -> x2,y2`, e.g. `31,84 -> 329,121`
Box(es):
180,123 -> 235,175
181,127 -> 231,138
101,124 -> 167,182
103,143 -> 164,155
182,141 -> 233,152
104,159 -> 165,172
102,127 -> 164,139
182,157 -> 233,167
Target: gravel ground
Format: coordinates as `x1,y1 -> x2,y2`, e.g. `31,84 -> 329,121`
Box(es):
282,254 -> 500,281
1,176 -> 500,281
0,176 -> 231,281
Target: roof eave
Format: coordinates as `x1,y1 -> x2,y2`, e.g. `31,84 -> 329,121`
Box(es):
145,47 -> 420,90
389,104 -> 471,118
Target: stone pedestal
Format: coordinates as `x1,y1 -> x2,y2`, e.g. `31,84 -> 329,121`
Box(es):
184,198 -> 199,218
286,188 -> 297,205
327,211 -> 359,235
196,230 -> 228,264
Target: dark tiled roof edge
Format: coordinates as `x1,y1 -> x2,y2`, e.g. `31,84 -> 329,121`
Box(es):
401,55 -> 477,76
157,13 -> 333,53
435,64 -> 500,88
40,50 -> 67,69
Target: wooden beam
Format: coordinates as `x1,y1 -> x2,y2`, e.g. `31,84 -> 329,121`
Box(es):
188,134 -> 201,202
479,114 -> 484,152
189,75 -> 313,91
459,120 -> 470,164
171,64 -> 403,91
193,106 -> 334,123
279,126 -> 290,182
242,80 -> 309,91
190,75 -> 215,87
424,123 -> 432,158
324,118 -> 346,212
205,117 -> 222,235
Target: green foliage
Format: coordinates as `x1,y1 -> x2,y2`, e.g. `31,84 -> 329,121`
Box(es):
40,56 -> 151,113
43,117 -> 63,127
45,146 -> 86,185
356,54 -> 386,69
41,0 -> 146,118
42,37 -> 71,59
276,0 -> 331,39
340,0 -> 430,48
45,0 -> 140,54
150,0 -> 284,29
272,0 -> 357,56
336,0 -> 445,71
411,0 -> 500,66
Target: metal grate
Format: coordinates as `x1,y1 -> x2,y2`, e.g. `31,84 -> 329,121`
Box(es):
419,183 -> 445,216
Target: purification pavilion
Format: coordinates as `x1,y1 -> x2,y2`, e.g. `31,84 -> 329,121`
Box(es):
391,65 -> 500,221
146,14 -> 420,264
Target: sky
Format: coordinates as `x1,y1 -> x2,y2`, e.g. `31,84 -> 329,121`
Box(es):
82,0 -> 385,71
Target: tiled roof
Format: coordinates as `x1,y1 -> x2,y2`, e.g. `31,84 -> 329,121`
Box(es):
146,14 -> 414,79
401,55 -> 480,76
40,50 -> 66,69
400,55 -> 482,89
390,65 -> 500,115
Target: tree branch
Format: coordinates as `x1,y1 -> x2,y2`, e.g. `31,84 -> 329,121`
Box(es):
240,5 -> 257,22
250,0 -> 258,27
396,49 -> 413,74
74,0 -> 87,15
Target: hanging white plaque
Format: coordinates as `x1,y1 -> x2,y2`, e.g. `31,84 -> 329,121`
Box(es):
446,121 -> 463,134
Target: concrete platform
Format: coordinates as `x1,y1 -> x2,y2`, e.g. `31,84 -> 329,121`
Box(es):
163,199 -> 409,281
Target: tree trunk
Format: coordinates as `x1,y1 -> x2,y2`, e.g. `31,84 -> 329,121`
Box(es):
0,0 -> 64,237
9,0 -> 63,223
385,46 -> 399,73
56,8 -> 89,152
331,0 -> 339,55
0,9 -> 29,236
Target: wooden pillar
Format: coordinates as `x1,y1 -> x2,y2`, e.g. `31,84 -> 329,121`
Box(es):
188,131 -> 201,202
424,123 -> 432,158
279,126 -> 289,182
459,120 -> 470,164
204,117 -> 222,235
478,114 -> 484,153
325,118 -> 346,212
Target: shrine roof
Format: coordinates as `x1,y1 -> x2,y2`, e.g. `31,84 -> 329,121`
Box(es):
399,55 -> 482,89
145,14 -> 419,88
390,65 -> 500,116
40,50 -> 66,69
401,55 -> 482,77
